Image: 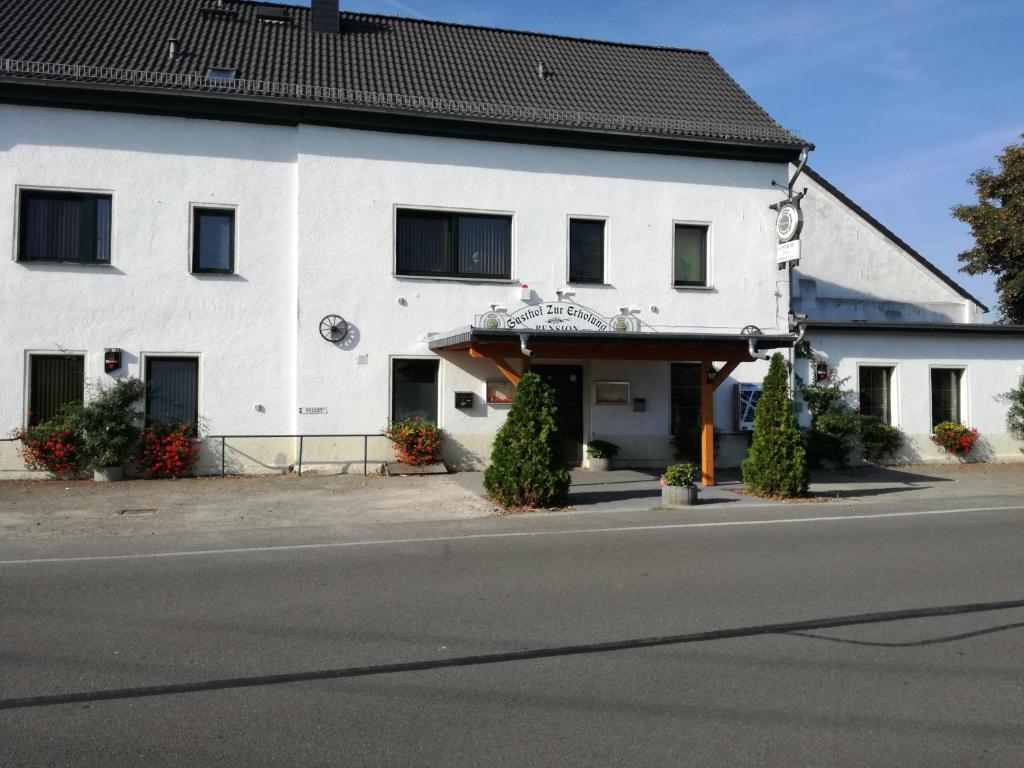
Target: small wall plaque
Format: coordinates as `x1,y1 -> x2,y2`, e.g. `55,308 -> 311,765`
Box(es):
454,391 -> 474,409
298,407 -> 328,415
594,381 -> 629,405
486,380 -> 515,405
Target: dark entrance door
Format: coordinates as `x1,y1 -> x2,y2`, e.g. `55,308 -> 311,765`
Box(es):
670,363 -> 703,464
532,364 -> 584,466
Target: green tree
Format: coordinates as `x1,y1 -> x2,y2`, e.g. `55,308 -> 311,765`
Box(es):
741,353 -> 809,498
952,133 -> 1024,323
484,372 -> 571,508
1005,379 -> 1024,443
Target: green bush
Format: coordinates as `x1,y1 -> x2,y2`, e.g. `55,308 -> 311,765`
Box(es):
1005,381 -> 1024,442
484,372 -> 571,508
741,353 -> 809,498
661,462 -> 698,487
799,373 -> 859,468
859,418 -> 905,463
71,378 -> 147,469
585,439 -> 620,459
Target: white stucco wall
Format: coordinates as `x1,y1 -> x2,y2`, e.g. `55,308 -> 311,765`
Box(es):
3,102 -> 1019,479
793,170 -> 982,324
805,330 -> 1024,463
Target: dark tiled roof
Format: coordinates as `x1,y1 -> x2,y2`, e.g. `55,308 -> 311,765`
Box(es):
0,0 -> 804,148
804,167 -> 988,312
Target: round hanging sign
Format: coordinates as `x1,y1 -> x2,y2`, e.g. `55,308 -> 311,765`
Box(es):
775,202 -> 803,243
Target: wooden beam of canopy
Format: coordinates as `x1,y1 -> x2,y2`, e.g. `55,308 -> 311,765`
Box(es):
469,346 -> 524,385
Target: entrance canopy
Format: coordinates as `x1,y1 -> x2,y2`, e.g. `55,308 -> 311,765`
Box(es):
429,327 -> 795,363
430,324 -> 795,487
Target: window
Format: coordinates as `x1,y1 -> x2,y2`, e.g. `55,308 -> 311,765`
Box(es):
568,218 -> 605,283
931,368 -> 963,427
28,355 -> 85,426
18,190 -> 111,263
146,357 -> 199,425
192,208 -> 235,273
396,210 -> 511,279
206,67 -> 236,82
391,359 -> 439,423
859,366 -> 893,423
673,224 -> 708,286
670,363 -> 702,463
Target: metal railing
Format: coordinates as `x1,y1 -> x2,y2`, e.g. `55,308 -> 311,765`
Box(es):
0,57 -> 800,144
204,433 -> 384,477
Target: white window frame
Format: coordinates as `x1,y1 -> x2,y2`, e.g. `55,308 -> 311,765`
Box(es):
13,184 -> 116,266
565,214 -> 609,286
392,204 -> 517,283
671,219 -> 713,290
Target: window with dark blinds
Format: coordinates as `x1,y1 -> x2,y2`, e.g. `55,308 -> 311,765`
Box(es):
146,357 -> 199,426
19,191 -> 111,263
858,366 -> 893,423
396,210 -> 511,279
673,224 -> 707,286
569,219 -> 605,283
29,355 -> 85,426
931,369 -> 963,427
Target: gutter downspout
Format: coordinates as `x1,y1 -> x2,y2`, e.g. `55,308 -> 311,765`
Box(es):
519,333 -> 533,358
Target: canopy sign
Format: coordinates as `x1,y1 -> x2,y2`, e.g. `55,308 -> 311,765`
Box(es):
475,302 -> 640,333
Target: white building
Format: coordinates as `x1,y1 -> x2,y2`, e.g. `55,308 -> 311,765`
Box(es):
2,0 -> 1022,480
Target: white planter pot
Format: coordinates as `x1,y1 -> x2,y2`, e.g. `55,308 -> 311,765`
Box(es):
662,484 -> 698,506
587,457 -> 611,472
93,466 -> 124,482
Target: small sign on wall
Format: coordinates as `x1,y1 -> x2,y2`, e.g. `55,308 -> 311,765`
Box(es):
594,381 -> 630,405
486,381 -> 515,405
298,407 -> 328,415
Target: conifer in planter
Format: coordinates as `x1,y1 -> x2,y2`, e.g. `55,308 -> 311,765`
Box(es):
741,353 -> 809,498
484,372 -> 570,509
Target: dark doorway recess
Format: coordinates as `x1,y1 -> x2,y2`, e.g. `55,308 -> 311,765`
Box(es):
532,364 -> 584,466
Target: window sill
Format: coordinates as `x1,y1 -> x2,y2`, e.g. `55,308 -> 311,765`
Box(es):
568,281 -> 611,287
395,274 -> 516,285
672,284 -> 715,292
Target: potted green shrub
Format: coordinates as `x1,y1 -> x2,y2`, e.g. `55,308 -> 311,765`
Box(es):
661,462 -> 699,506
74,378 -> 147,481
585,438 -> 620,471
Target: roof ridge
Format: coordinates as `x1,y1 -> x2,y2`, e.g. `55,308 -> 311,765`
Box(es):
232,1 -> 712,56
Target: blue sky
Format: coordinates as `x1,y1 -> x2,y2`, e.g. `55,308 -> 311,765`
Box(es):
286,0 -> 1022,315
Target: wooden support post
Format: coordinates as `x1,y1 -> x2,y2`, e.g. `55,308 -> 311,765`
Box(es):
469,346 -> 523,386
700,360 -> 715,487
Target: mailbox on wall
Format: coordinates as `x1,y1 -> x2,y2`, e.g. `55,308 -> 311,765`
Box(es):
454,391 -> 474,409
104,348 -> 122,374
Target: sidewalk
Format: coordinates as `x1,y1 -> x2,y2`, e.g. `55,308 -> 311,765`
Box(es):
452,468 -> 776,512
0,463 -> 1020,540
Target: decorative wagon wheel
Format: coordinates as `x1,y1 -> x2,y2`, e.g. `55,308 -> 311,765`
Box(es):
319,315 -> 349,343
740,324 -> 763,337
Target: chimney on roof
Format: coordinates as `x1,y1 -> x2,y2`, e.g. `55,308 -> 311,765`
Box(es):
310,0 -> 339,33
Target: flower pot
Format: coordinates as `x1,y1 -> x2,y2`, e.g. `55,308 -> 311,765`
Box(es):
587,457 -> 611,472
93,466 -> 124,482
662,484 -> 698,506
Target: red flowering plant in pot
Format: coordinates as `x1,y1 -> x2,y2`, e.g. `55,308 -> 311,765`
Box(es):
383,417 -> 443,466
931,421 -> 979,458
135,422 -> 200,478
13,413 -> 84,477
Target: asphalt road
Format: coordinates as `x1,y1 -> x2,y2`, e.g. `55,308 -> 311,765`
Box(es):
2,501 -> 1022,766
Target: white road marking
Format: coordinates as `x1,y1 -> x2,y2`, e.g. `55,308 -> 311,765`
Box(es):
0,504 -> 1020,566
